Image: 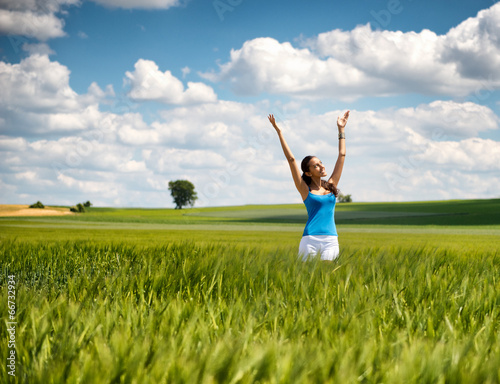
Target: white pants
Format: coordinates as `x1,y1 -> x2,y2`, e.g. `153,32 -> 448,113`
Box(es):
299,235 -> 339,261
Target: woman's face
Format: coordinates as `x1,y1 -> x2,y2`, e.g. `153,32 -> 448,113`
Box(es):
307,157 -> 327,177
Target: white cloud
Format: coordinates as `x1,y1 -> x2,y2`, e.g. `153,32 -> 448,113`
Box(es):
0,0 -> 182,41
0,0 -> 75,13
0,55 -> 112,136
22,136 -> 134,173
0,136 -> 27,151
0,0 -> 79,40
44,105 -> 102,132
264,104 -> 500,203
0,9 -> 66,40
126,59 -> 217,105
181,66 -> 191,78
202,37 -> 380,99
441,4 -> 500,80
0,50 -> 498,207
414,138 -> 500,172
15,170 -> 37,181
119,160 -> 147,173
57,173 -> 121,197
0,54 -> 82,113
153,100 -> 256,149
1,99 -> 499,207
21,42 -> 55,55
392,101 -> 499,138
118,123 -> 160,146
204,3 -> 500,101
145,148 -> 227,173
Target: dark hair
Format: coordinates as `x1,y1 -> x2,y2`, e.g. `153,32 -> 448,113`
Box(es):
301,155 -> 339,197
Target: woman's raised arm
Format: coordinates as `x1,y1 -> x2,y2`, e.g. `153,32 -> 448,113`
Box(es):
268,114 -> 309,201
328,110 -> 349,187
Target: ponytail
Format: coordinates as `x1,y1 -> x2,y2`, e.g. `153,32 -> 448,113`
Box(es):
301,172 -> 312,186
321,179 -> 339,197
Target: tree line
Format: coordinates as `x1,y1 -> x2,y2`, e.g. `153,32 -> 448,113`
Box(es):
28,180 -> 351,212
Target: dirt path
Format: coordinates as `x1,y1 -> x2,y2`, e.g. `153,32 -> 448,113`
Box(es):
0,205 -> 74,217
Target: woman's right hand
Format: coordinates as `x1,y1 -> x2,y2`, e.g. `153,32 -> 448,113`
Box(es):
268,114 -> 281,133
337,110 -> 350,130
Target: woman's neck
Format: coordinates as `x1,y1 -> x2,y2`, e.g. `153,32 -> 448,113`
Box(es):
310,177 -> 322,191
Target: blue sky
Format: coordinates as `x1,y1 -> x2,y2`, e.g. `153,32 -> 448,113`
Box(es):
1,0 -> 499,207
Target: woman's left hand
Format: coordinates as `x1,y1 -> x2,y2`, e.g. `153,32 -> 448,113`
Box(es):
337,110 -> 350,130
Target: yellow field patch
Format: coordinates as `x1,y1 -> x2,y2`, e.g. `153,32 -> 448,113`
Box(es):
0,204 -> 73,217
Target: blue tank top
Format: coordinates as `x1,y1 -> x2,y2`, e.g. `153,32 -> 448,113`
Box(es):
302,191 -> 337,236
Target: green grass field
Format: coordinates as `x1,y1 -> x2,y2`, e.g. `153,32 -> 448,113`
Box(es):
1,199 -> 500,383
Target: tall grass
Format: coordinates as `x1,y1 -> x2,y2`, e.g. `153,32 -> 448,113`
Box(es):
1,240 -> 500,383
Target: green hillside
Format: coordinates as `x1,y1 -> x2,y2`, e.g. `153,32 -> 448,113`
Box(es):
1,199 -> 499,252
184,198 -> 500,226
3,198 -> 499,226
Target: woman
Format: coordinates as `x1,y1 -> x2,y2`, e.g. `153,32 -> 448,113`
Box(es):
268,111 -> 349,261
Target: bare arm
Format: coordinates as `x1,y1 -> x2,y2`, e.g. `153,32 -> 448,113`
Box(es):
268,114 -> 309,201
328,110 -> 349,187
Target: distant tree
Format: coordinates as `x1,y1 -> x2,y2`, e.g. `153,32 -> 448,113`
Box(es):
83,201 -> 92,208
70,203 -> 86,213
168,180 -> 198,209
29,201 -> 45,209
337,193 -> 352,203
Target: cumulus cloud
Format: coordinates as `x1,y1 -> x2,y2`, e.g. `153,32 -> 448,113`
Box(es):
265,103 -> 500,203
1,97 -> 499,207
125,59 -> 217,105
0,9 -> 66,40
413,138 -> 500,172
0,54 -> 113,136
0,136 -> 28,152
202,37 -> 384,99
0,54 -> 86,113
441,4 -> 500,80
154,100 -> 258,149
1,51 -> 499,207
203,3 -> 500,101
0,0 -> 78,40
374,101 -> 499,139
0,0 -> 182,41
